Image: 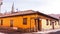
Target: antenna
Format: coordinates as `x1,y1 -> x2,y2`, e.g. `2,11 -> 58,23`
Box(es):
16,8 -> 18,12
0,0 -> 3,13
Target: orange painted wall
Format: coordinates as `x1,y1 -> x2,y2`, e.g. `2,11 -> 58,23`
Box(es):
0,14 -> 36,29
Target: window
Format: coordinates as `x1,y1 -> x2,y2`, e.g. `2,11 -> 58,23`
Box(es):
10,20 -> 13,27
46,19 -> 49,25
23,18 -> 27,25
1,19 -> 3,25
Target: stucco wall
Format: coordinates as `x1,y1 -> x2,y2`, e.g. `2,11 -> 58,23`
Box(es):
54,21 -> 60,29
42,19 -> 52,31
0,14 -> 36,29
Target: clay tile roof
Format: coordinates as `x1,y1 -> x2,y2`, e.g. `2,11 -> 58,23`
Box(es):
48,14 -> 60,19
0,13 -> 3,15
0,10 -> 37,17
0,10 -> 58,20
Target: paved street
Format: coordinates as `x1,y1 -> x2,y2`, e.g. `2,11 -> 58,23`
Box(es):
0,29 -> 60,34
48,31 -> 60,34
0,31 -> 60,34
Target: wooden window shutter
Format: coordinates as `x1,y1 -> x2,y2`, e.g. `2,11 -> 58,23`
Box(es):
55,21 -> 57,25
10,20 -> 13,27
46,19 -> 49,25
23,18 -> 27,25
1,19 -> 3,25
50,20 -> 52,25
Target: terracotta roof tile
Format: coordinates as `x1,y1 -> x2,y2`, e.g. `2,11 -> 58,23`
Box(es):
48,14 -> 60,19
0,10 -> 37,17
0,10 -> 58,20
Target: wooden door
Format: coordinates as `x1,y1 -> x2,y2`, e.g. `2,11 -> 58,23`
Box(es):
52,22 -> 54,29
38,19 -> 42,31
10,20 -> 13,27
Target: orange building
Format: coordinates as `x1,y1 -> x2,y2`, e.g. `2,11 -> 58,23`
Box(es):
0,10 -> 59,32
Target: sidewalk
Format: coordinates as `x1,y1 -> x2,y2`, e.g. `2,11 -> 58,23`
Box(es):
32,29 -> 60,34
0,32 -> 5,34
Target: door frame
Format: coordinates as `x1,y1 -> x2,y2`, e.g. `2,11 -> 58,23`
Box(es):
35,18 -> 42,31
37,18 -> 42,31
10,20 -> 13,27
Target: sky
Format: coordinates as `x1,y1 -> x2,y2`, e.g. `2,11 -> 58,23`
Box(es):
1,0 -> 60,14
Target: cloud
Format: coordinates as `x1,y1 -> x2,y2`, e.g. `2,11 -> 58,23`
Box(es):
1,0 -> 60,14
